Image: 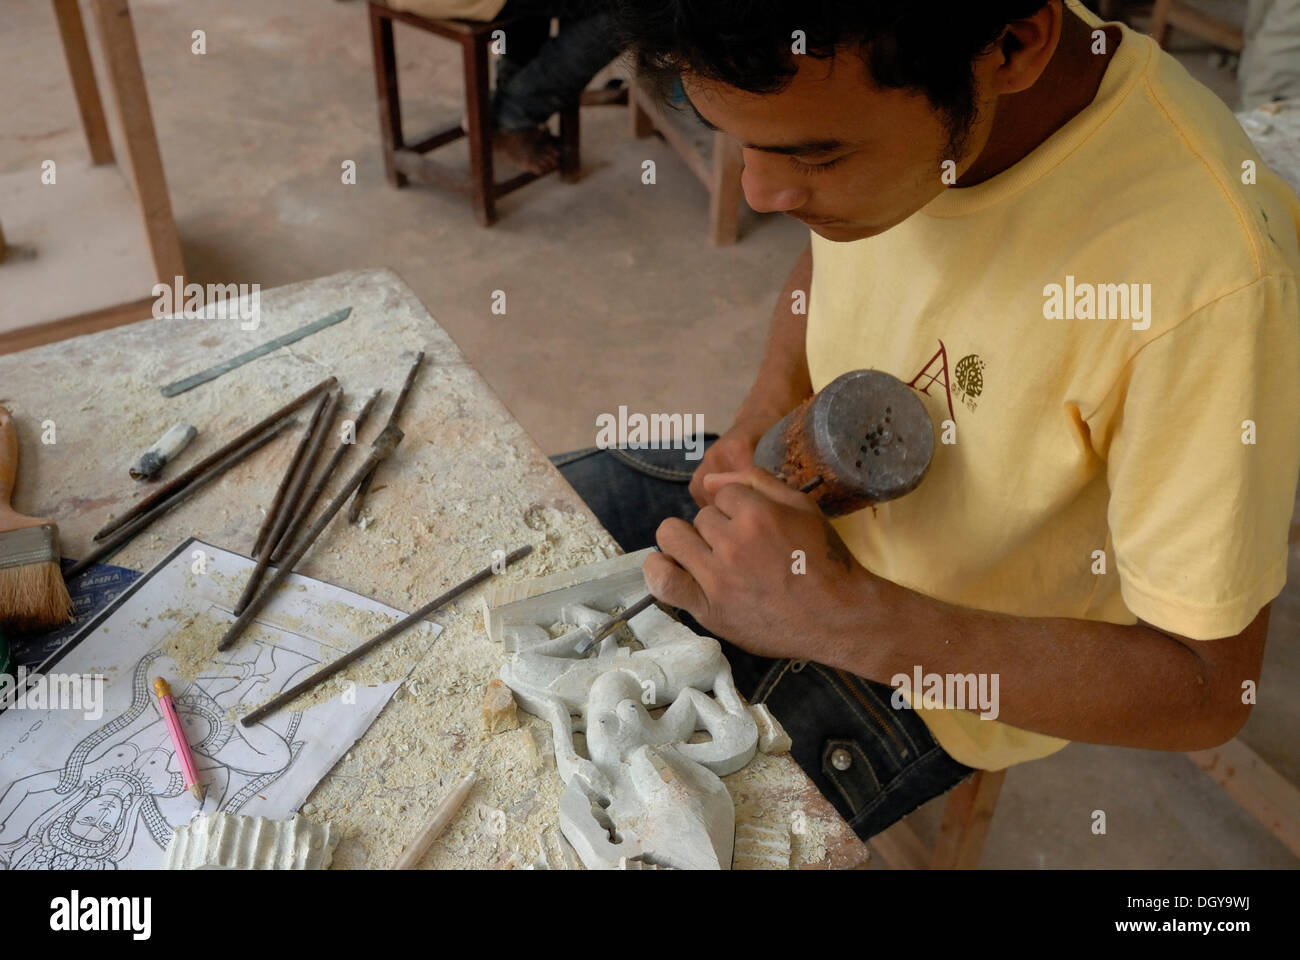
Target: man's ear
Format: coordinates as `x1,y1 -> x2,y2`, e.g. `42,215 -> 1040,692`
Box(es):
990,1 -> 1063,94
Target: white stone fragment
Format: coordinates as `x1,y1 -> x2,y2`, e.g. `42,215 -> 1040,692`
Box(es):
749,703 -> 792,754
161,813 -> 339,870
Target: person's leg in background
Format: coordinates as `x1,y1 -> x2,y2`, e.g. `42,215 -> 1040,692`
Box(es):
493,12 -> 550,95
491,0 -> 622,171
552,442 -> 977,841
1240,0 -> 1300,109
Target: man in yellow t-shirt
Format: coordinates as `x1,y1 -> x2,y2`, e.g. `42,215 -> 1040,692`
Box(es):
555,0 -> 1299,840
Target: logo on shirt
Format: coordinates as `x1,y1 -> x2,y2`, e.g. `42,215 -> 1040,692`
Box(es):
907,340 -> 985,419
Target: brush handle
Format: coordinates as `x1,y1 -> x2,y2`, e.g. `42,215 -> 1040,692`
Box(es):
0,406 -> 46,531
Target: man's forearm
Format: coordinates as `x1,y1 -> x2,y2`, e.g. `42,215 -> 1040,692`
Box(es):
736,243 -> 814,423
825,576 -> 1260,751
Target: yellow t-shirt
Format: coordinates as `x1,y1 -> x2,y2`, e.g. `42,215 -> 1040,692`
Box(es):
806,15 -> 1300,771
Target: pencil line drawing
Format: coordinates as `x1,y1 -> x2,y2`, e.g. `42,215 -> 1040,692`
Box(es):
0,615 -> 319,870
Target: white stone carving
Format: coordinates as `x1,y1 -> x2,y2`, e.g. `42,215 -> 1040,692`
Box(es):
483,549 -> 759,870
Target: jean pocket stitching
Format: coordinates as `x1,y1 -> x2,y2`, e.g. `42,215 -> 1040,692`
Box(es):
858,679 -> 924,757
607,447 -> 697,482
752,658 -> 794,704
549,447 -> 602,468
844,744 -> 973,829
808,663 -> 907,764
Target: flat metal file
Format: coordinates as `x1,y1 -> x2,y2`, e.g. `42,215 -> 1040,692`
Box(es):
160,307 -> 352,397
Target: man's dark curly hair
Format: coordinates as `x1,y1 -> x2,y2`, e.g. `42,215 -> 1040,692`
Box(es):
613,1 -> 1055,151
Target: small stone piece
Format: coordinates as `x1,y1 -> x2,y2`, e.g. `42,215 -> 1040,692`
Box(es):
482,678 -> 520,734
515,726 -> 542,772
750,703 -> 792,754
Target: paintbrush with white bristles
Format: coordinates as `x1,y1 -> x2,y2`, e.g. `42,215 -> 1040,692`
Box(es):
0,406 -> 72,633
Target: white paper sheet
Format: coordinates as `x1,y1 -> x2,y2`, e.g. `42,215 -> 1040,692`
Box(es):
0,539 -> 436,869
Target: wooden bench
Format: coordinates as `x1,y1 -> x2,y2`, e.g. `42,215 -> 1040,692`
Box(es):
628,77 -> 747,246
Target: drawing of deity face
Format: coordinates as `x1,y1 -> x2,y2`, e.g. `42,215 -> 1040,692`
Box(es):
69,795 -> 126,843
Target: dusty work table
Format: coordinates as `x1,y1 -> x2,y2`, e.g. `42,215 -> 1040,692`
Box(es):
0,268 -> 868,870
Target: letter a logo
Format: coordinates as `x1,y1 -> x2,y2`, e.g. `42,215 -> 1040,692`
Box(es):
907,340 -> 957,421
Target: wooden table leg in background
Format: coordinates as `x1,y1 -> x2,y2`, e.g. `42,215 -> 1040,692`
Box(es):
89,0 -> 185,285
51,0 -> 115,166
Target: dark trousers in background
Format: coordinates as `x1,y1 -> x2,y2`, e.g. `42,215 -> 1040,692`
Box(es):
493,0 -> 621,132
552,441 -> 977,841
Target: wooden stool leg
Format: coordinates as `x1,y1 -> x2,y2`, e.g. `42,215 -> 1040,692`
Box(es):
629,86 -> 655,139
559,100 -> 580,183
1149,0 -> 1175,48
369,4 -> 407,188
931,768 -> 1006,869
463,34 -> 496,227
708,132 -> 745,246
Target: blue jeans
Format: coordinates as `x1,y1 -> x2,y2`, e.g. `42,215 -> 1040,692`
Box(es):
494,0 -> 621,133
552,441 -> 976,841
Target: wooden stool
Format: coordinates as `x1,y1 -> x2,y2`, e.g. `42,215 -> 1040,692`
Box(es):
1148,0 -> 1245,54
368,2 -> 580,227
870,768 -> 1008,870
628,77 -> 746,246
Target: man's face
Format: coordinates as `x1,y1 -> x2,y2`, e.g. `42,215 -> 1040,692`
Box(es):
684,52 -> 992,242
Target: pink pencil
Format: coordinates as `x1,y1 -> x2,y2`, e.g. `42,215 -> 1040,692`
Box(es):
153,676 -> 205,803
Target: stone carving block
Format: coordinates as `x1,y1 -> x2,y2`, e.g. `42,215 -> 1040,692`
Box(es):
484,549 -> 760,870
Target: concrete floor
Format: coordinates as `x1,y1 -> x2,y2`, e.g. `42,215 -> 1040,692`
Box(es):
2,0 -> 1295,868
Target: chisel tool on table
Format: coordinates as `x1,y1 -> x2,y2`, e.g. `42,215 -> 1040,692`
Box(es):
216,423 -> 405,652
575,369 -> 935,654
271,388 -> 383,564
235,388 -> 340,615
240,545 -> 532,725
349,352 -> 424,523
93,377 -> 336,542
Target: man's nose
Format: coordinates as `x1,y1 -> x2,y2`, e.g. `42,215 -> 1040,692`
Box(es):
741,155 -> 811,214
